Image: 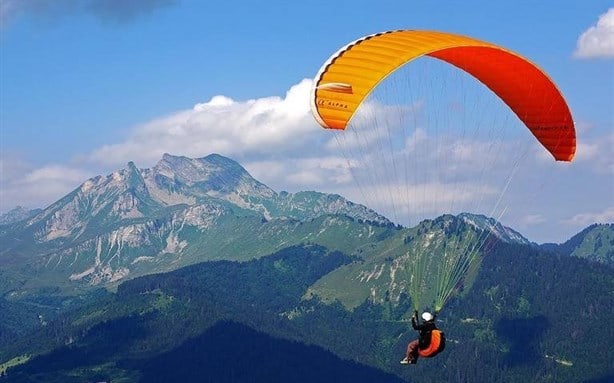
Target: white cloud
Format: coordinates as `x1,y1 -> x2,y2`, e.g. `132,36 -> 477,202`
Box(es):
23,165 -> 88,185
563,207 -> 614,226
0,156 -> 90,211
358,181 -> 497,209
521,214 -> 547,226
573,133 -> 614,174
245,156 -> 355,193
574,8 -> 614,59
0,152 -> 31,183
87,79 -> 318,167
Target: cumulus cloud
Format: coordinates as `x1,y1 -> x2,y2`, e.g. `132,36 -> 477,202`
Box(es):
0,154 -> 90,211
574,8 -> 614,58
0,0 -> 177,27
563,207 -> 614,226
573,133 -> 614,174
87,79 -> 319,167
272,156 -> 354,187
0,152 -> 31,183
521,214 -> 547,226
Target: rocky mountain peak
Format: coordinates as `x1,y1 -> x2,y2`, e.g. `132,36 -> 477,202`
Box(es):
150,153 -> 274,198
155,153 -> 240,184
411,213 -> 529,245
459,213 -> 530,244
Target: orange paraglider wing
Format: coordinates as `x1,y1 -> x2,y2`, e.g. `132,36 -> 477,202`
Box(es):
311,30 -> 576,161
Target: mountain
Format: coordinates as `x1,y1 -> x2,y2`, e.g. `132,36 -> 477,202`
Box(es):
458,213 -> 530,244
0,153 -> 595,334
0,154 -> 391,296
6,321 -> 407,383
1,246 -> 404,383
0,153 -> 612,382
305,213 -> 530,310
541,223 -> 614,267
2,242 -> 612,383
0,206 -> 42,225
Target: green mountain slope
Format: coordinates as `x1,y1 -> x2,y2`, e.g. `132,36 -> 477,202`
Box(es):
558,223 -> 614,266
306,214 -> 527,311
2,241 -> 612,383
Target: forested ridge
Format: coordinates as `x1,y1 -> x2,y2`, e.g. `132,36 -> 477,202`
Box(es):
1,241 -> 613,383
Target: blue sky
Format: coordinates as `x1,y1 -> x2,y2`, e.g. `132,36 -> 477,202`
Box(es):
1,0 -> 612,243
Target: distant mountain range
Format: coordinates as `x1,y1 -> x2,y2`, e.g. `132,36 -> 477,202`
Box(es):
1,153 -> 611,300
0,154 -> 391,294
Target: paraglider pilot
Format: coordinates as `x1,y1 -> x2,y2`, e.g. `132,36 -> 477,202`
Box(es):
401,310 -> 438,364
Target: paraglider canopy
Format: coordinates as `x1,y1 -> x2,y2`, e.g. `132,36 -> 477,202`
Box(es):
311,30 -> 575,161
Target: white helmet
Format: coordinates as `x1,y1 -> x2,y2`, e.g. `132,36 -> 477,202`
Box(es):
422,312 -> 434,321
